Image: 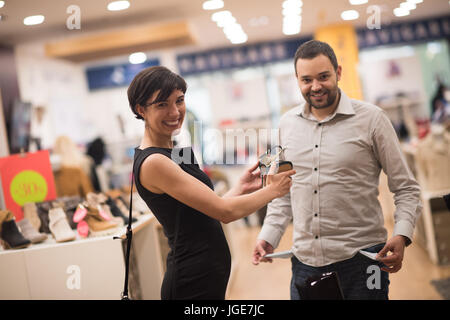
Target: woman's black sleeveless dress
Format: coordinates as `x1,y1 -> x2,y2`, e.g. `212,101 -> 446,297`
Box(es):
133,146 -> 231,300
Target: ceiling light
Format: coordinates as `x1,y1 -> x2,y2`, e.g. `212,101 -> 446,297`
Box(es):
23,15 -> 45,26
282,0 -> 303,10
129,52 -> 147,64
400,2 -> 416,10
393,7 -> 410,17
217,16 -> 237,27
283,24 -> 301,35
229,33 -> 248,44
202,0 -> 224,10
282,7 -> 302,16
283,15 -> 301,35
107,1 -> 130,11
212,10 -> 232,22
349,0 -> 368,4
341,10 -> 359,20
0,1 -> 5,9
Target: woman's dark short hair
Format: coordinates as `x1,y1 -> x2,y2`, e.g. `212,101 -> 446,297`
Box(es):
294,40 -> 338,75
127,66 -> 187,120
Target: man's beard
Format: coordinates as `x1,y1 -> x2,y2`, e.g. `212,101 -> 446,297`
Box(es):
306,87 -> 339,110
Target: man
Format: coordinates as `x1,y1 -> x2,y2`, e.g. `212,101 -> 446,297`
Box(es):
252,40 -> 422,300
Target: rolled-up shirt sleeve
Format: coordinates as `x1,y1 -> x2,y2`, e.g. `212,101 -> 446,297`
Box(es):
371,110 -> 423,244
258,191 -> 293,248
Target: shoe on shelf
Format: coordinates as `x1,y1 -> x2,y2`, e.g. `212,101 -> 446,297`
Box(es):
48,208 -> 76,243
23,202 -> 41,231
85,207 -> 120,237
17,218 -> 48,244
0,218 -> 31,250
106,196 -> 136,225
76,220 -> 89,238
116,196 -> 142,220
0,210 -> 15,227
36,201 -> 53,234
100,204 -> 124,227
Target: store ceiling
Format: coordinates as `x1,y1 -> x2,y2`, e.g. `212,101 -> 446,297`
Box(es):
0,0 -> 448,52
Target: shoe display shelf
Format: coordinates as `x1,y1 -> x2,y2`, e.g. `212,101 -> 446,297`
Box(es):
0,213 -> 165,299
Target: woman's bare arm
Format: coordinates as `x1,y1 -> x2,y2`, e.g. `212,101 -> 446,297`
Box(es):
139,154 -> 294,224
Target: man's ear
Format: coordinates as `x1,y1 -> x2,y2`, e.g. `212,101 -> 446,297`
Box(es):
336,65 -> 342,81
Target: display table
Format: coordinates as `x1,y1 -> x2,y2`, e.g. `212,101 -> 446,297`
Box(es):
0,214 -> 164,299
401,143 -> 450,265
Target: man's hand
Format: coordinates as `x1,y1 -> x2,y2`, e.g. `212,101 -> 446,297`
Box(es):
376,235 -> 408,273
252,239 -> 274,265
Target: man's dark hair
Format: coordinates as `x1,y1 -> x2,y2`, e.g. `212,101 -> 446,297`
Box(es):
294,40 -> 338,75
127,66 -> 187,120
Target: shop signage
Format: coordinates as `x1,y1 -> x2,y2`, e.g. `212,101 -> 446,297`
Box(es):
357,15 -> 450,49
176,36 -> 312,76
85,58 -> 160,91
176,15 -> 449,76
0,150 -> 57,220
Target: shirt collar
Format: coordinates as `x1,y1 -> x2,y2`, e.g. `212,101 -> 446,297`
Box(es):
297,89 -> 355,119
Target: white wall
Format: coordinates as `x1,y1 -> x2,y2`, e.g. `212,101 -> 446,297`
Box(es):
359,46 -> 429,119
14,40 -> 180,150
15,41 -> 91,149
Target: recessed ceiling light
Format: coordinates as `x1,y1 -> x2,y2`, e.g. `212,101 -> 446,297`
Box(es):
107,1 -> 130,11
400,2 -> 416,11
393,7 -> 410,17
282,0 -> 303,10
341,10 -> 359,20
23,15 -> 45,26
349,0 -> 368,4
202,0 -> 224,10
129,52 -> 147,64
0,1 -> 5,9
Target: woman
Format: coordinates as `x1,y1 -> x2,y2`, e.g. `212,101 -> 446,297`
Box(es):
128,66 -> 294,300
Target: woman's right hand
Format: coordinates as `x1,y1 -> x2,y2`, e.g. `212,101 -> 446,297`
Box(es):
265,165 -> 295,198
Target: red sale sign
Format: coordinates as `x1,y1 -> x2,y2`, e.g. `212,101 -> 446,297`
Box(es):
0,150 -> 57,220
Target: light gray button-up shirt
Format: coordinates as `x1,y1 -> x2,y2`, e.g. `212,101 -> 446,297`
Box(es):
258,90 -> 422,267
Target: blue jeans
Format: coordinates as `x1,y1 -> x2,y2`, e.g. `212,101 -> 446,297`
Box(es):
290,243 -> 390,300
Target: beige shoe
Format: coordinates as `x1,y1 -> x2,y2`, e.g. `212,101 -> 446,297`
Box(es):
48,208 -> 76,242
23,202 -> 41,231
17,218 -> 48,244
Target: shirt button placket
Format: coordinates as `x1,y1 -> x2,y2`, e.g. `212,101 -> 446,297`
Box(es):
312,121 -> 322,259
